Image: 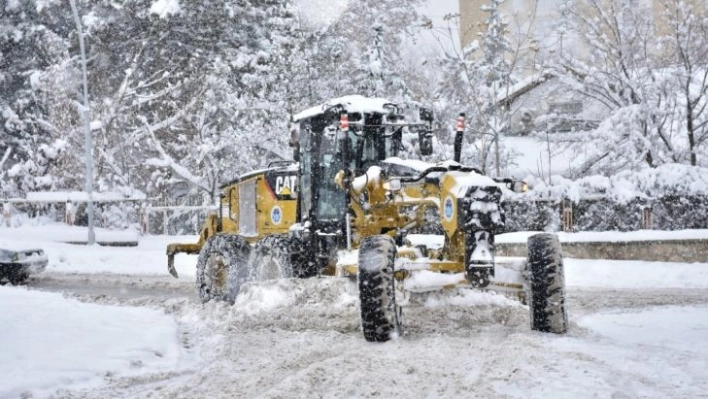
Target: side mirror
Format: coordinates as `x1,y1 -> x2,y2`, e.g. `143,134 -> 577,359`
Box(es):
419,108 -> 433,123
290,124 -> 301,162
419,130 -> 433,156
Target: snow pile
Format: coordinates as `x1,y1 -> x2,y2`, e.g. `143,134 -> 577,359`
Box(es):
0,286 -> 181,398
403,270 -> 466,289
226,278 -> 362,334
423,288 -> 521,308
222,276 -> 530,336
234,279 -> 301,316
520,163 -> 708,202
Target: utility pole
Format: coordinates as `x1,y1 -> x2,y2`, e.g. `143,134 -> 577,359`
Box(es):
69,0 -> 95,245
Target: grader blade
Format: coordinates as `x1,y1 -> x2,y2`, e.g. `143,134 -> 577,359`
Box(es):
166,242 -> 202,278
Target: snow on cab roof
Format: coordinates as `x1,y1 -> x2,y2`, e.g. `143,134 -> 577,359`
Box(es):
292,95 -> 395,122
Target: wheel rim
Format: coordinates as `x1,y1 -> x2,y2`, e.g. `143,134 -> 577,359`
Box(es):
204,253 -> 228,297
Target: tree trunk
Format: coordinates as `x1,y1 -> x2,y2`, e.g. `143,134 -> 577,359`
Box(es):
687,97 -> 697,166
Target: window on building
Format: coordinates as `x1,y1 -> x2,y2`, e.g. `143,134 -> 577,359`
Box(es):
548,101 -> 583,115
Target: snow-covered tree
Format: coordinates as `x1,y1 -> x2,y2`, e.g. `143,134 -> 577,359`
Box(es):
67,0 -> 301,202
658,0 -> 708,167
555,0 -> 708,175
0,0 -> 74,196
297,0 -> 423,103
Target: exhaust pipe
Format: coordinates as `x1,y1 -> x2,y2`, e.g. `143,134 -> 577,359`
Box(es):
454,113 -> 465,163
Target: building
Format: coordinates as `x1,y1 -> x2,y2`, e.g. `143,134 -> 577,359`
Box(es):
459,0 -> 708,68
459,0 -> 572,72
498,74 -> 606,136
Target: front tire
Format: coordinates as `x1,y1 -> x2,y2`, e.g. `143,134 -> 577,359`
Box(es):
527,233 -> 568,333
358,235 -> 402,342
8,270 -> 28,285
196,234 -> 251,304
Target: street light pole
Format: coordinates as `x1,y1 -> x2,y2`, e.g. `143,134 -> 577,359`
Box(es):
69,0 -> 95,245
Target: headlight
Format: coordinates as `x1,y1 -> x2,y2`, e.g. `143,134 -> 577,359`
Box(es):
383,178 -> 402,192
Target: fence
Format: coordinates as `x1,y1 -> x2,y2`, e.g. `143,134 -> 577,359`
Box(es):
3,197 -> 217,235
502,195 -> 708,233
5,194 -> 707,235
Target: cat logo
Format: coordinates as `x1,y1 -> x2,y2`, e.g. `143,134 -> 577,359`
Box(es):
275,175 -> 298,196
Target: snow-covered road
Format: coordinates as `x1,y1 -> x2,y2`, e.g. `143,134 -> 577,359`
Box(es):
2,226 -> 708,398
9,274 -> 708,399
39,280 -> 708,399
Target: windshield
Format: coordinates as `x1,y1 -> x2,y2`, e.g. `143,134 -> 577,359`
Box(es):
348,125 -> 401,174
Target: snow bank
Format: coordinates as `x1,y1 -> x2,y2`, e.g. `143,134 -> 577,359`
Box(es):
0,286 -> 181,398
0,224 -> 140,243
0,228 -> 198,277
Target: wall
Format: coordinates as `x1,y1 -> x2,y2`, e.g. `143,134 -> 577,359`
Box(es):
497,239 -> 708,262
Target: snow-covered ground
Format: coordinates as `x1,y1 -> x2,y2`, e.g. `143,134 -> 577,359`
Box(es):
0,287 -> 183,399
502,135 -> 581,179
2,223 -> 708,398
0,226 -> 198,277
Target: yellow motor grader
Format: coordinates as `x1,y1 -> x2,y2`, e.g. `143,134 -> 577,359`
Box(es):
167,95 -> 567,342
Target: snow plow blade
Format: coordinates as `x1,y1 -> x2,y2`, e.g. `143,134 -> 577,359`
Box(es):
166,243 -> 202,278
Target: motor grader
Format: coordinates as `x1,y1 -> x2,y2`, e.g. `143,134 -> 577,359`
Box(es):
167,95 -> 567,342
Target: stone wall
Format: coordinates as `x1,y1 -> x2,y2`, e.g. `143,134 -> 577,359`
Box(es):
497,239 -> 708,263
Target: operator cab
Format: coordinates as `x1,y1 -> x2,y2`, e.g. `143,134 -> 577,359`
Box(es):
291,96 -> 433,228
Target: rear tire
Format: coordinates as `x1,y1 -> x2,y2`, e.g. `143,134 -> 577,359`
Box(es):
527,233 -> 568,333
358,235 -> 402,342
248,235 -> 301,282
196,234 -> 251,304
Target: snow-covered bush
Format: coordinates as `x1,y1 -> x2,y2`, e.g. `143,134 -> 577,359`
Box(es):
503,164 -> 708,232
518,164 -> 708,203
